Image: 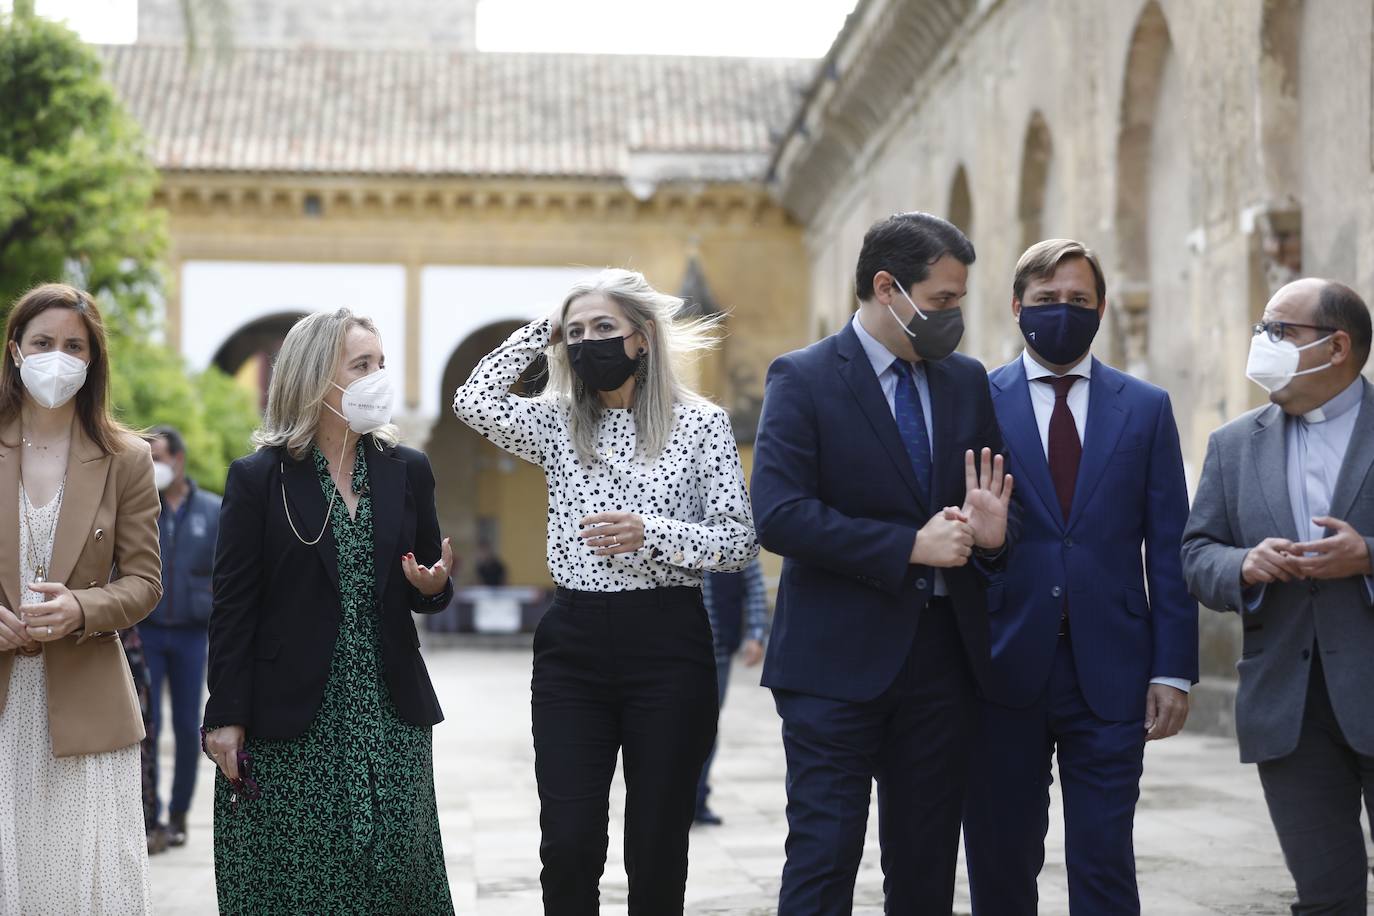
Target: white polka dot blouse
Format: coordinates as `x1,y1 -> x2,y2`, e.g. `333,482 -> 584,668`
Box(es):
453,318 -> 759,592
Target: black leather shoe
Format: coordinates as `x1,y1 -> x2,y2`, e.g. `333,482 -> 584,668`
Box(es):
146,826 -> 169,856
167,813 -> 188,847
694,807 -> 723,826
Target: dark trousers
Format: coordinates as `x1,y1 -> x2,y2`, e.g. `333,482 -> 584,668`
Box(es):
963,638 -> 1146,915
531,587 -> 718,916
140,622 -> 208,819
1257,653 -> 1374,916
695,648 -> 733,813
772,597 -> 976,916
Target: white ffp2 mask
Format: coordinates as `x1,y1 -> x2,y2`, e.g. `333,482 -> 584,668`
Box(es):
326,369 -> 394,434
1245,332 -> 1333,394
17,350 -> 88,409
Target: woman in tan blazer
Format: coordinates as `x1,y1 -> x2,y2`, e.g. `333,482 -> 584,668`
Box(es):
0,284 -> 162,915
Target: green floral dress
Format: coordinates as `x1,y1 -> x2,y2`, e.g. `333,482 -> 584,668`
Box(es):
213,442 -> 453,915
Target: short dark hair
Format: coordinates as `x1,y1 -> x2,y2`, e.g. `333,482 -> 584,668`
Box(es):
854,212 -> 976,302
150,424 -> 186,457
1316,282 -> 1372,369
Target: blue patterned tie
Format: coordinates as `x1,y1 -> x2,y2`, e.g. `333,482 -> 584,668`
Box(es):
891,360 -> 932,501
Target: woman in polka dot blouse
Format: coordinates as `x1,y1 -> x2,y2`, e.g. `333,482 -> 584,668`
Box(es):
453,268 -> 758,915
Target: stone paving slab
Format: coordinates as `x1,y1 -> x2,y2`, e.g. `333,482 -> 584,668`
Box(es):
150,645 -> 1368,914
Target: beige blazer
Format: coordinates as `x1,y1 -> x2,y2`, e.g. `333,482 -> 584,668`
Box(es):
0,418 -> 162,757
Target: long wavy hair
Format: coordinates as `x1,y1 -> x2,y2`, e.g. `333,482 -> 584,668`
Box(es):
252,308 -> 399,458
544,269 -> 722,463
0,284 -> 135,454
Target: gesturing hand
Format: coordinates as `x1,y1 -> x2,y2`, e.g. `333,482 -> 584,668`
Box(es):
911,506 -> 974,568
961,448 -> 1014,550
1291,517 -> 1373,580
19,582 -> 84,642
579,512 -> 645,556
1240,537 -> 1302,586
402,537 -> 454,597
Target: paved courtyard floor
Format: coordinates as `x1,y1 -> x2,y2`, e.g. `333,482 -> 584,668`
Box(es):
150,642 -> 1365,914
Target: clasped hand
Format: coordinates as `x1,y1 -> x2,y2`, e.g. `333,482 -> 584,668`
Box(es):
1241,517 -> 1372,586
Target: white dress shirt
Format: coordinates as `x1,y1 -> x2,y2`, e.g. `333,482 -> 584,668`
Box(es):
852,314 -> 947,596
1019,350 -> 1190,695
452,318 -> 758,592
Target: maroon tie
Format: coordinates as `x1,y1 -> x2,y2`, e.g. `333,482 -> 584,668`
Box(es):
1041,376 -> 1082,522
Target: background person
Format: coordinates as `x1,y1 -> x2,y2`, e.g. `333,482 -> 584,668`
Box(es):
140,423 -> 220,848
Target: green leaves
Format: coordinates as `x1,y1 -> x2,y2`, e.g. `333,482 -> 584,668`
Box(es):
0,12 -> 165,320
1,12 -> 258,490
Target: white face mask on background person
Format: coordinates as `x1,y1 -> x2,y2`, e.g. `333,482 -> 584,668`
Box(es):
326,368 -> 394,434
1245,332 -> 1333,394
153,461 -> 175,491
16,350 -> 89,409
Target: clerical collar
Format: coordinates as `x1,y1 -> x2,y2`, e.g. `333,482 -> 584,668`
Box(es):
1301,377 -> 1364,424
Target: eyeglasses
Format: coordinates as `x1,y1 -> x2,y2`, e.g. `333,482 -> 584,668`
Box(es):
1252,321 -> 1337,344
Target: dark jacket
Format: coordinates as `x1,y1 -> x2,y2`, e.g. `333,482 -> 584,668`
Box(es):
145,479 -> 221,628
203,438 -> 452,737
752,322 -> 1018,703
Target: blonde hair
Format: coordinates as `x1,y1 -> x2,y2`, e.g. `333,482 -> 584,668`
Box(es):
544,269 -> 722,463
252,308 -> 399,458
1013,239 -> 1107,303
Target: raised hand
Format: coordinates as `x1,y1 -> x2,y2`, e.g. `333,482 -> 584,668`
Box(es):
402,537 -> 454,596
961,448 -> 1014,550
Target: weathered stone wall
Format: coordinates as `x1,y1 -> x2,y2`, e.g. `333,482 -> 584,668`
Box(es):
777,0 -> 1374,735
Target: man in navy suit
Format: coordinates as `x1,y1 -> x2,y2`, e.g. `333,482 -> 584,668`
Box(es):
752,212 -> 1016,914
962,239 -> 1199,914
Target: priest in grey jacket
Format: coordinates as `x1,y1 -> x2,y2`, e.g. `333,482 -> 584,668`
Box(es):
1182,277 -> 1374,915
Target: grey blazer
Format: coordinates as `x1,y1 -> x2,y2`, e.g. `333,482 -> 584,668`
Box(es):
1181,379 -> 1374,764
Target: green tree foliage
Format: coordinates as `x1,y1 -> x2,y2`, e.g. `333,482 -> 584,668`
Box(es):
0,11 -> 166,320
109,334 -> 258,493
1,11 -> 260,489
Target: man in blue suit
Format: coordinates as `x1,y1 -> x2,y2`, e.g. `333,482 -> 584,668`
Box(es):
962,239 -> 1199,914
753,212 -> 1016,914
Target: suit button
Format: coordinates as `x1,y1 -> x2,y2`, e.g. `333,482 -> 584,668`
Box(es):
916,578 -> 928,591
94,528 -> 105,541
1051,585 -> 1063,598
1063,537 -> 1074,548
1301,648 -> 1311,660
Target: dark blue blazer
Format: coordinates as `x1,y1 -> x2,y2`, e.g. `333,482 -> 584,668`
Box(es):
753,322 -> 1015,703
986,357 -> 1198,721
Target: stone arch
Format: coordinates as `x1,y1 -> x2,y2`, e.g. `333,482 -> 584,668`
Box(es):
947,164 -> 973,238
426,322 -> 553,588
1249,0 -> 1303,321
1113,0 -> 1184,378
210,311 -> 308,409
1018,111 -> 1054,252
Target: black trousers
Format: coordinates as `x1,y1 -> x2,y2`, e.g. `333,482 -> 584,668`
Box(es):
1257,652 -> 1374,916
531,586 -> 719,916
772,597 -> 977,915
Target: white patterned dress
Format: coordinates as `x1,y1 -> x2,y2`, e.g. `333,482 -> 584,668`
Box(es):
0,485 -> 151,915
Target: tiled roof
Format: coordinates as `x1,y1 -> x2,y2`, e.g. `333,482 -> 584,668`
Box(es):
96,45 -> 815,181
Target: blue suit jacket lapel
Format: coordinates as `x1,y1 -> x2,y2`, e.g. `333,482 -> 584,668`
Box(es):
836,324 -> 929,513
991,359 -> 1063,527
1066,359 -> 1129,532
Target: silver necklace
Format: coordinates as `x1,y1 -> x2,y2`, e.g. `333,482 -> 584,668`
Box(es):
21,480 -> 64,583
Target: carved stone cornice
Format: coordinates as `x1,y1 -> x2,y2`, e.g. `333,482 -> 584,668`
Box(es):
151,174 -> 792,229
767,0 -> 978,224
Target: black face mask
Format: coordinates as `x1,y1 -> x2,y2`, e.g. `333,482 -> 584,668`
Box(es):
568,336 -> 641,392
